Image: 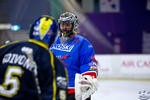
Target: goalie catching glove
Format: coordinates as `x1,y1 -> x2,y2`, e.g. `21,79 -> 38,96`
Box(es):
75,73 -> 98,100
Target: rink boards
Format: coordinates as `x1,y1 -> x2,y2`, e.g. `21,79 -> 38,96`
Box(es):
92,54 -> 150,100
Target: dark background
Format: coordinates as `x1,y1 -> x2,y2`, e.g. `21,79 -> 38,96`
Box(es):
0,0 -> 150,54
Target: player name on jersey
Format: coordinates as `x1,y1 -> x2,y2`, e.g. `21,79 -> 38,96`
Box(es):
2,53 -> 33,71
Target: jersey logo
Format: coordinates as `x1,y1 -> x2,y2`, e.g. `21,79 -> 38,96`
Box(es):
58,54 -> 70,66
50,43 -> 74,52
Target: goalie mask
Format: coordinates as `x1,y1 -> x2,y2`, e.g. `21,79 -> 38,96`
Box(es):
29,15 -> 58,46
58,12 -> 79,41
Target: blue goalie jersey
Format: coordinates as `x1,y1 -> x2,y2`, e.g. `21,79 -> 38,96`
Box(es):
50,34 -> 98,94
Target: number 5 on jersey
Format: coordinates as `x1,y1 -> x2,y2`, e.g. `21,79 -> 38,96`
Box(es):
0,66 -> 24,97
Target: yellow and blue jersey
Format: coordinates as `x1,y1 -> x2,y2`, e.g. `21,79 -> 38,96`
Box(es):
0,39 -> 68,100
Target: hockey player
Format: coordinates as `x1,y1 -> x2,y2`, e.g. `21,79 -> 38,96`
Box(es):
0,15 -> 68,100
50,12 -> 98,100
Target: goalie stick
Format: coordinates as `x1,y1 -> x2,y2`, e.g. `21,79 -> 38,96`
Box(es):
21,47 -> 42,100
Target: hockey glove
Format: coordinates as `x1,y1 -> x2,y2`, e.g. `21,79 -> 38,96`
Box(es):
75,73 -> 98,100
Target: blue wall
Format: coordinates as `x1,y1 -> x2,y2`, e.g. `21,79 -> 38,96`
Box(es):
81,0 -> 150,54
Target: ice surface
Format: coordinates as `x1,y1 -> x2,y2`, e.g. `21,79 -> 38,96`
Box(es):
91,80 -> 150,100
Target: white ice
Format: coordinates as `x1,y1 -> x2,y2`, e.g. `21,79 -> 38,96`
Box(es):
91,80 -> 150,100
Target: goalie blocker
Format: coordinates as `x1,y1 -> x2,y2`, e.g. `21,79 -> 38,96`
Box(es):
75,73 -> 98,100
